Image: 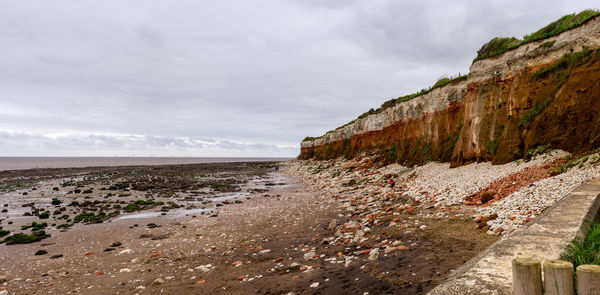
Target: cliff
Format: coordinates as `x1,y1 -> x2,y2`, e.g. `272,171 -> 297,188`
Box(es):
300,13 -> 600,167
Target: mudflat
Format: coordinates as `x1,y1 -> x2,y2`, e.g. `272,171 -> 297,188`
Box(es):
0,161 -> 496,294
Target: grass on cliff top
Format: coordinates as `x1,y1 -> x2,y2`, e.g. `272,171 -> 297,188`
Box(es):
302,74 -> 467,142
562,220 -> 600,267
474,10 -> 600,62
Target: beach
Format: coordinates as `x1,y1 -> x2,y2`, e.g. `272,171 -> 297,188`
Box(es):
0,160 -> 499,294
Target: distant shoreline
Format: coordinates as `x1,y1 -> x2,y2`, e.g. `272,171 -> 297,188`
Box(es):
0,156 -> 292,171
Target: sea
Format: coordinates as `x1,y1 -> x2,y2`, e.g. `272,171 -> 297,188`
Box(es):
0,157 -> 292,171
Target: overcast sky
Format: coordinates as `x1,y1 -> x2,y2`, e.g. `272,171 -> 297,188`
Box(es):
0,1 -> 597,157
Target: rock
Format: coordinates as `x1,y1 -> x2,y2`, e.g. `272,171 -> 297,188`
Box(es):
151,234 -> 169,240
35,250 -> 48,256
368,248 -> 380,261
195,264 -> 214,272
310,282 -> 320,288
152,278 -> 165,285
303,251 -> 316,260
344,257 -> 353,267
384,246 -> 396,254
328,219 -> 337,229
0,275 -> 6,283
104,248 -> 115,252
111,241 -> 122,247
480,191 -> 495,204
147,223 -> 159,228
50,254 -> 63,259
119,249 -> 134,255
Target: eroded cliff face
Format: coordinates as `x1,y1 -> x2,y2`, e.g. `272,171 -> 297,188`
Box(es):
300,16 -> 600,166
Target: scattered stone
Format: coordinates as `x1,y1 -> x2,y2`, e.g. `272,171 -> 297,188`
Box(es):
50,254 -> 63,259
35,250 -> 47,256
328,219 -> 337,229
303,251 -> 316,260
152,278 -> 165,285
368,248 -> 379,261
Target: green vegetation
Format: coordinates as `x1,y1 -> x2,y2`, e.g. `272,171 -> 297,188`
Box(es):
73,212 -> 108,223
134,199 -> 155,206
547,153 -> 595,175
518,98 -> 553,129
1,231 -> 50,245
562,220 -> 600,267
475,37 -> 521,62
21,222 -> 47,231
526,144 -> 552,158
486,140 -> 499,155
540,40 -> 556,48
302,74 -> 467,142
520,47 -> 600,129
342,138 -> 352,159
56,223 -> 74,229
360,74 -> 467,119
474,10 -> 600,62
532,47 -> 600,80
123,203 -> 140,213
0,181 -> 35,193
378,146 -> 398,165
0,229 -> 9,237
524,10 -> 600,43
39,211 -> 50,219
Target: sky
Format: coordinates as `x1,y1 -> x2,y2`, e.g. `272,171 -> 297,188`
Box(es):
0,1 -> 597,157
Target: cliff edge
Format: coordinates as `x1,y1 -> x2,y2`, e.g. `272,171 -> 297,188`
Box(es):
300,11 -> 600,167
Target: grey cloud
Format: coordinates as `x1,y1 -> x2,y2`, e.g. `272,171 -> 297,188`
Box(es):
0,131 -> 295,157
0,1 -> 598,156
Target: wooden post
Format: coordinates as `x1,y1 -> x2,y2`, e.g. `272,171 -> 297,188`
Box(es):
577,264 -> 600,295
543,260 -> 574,295
512,257 -> 542,295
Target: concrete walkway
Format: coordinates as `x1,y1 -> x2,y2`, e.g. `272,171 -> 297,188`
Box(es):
429,179 -> 600,295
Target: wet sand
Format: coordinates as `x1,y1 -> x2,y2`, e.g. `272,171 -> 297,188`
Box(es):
0,161 -> 497,294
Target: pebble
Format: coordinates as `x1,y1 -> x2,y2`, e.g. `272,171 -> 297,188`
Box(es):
368,248 -> 379,261
303,251 -> 316,260
195,264 -> 214,273
34,250 -> 47,256
310,282 -> 319,288
119,249 -> 134,255
152,278 -> 165,285
292,149 -> 600,236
